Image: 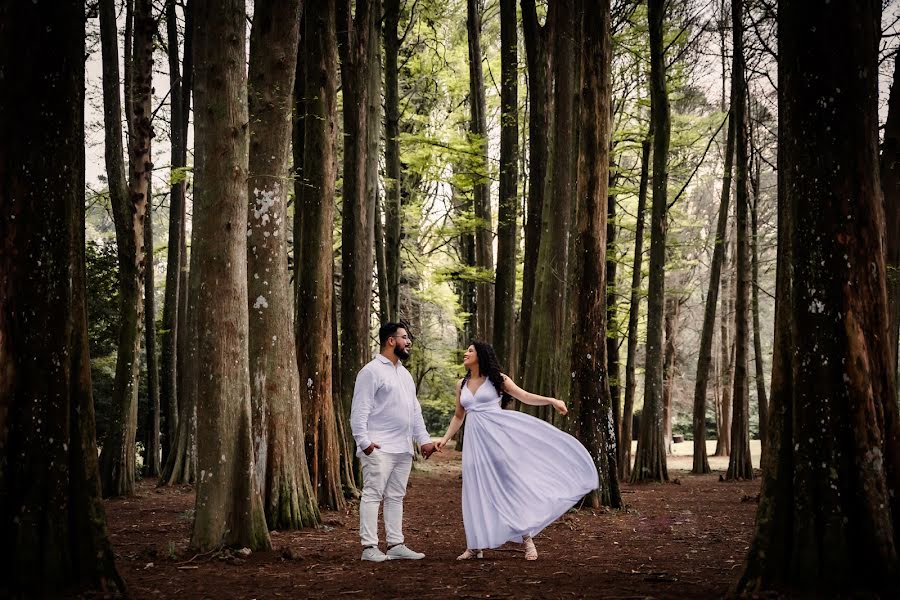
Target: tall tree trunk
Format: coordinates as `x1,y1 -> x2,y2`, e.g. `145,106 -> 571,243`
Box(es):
631,0 -> 670,483
337,0 -> 376,467
296,0 -> 347,511
714,246 -> 734,456
144,182 -> 161,477
247,0 -> 320,529
726,0 -> 752,480
570,0 -> 621,509
691,105 -> 735,473
466,0 -> 494,343
188,0 -> 270,551
620,134 -> 650,479
882,49 -> 900,372
493,0 -> 518,370
662,296 -> 678,455
607,161 -> 621,449
0,1 -> 124,592
100,0 -> 154,498
523,0 -> 574,416
750,158 -> 768,464
518,0 -> 553,378
737,1 -> 900,593
383,0 -> 402,322
161,0 -> 187,465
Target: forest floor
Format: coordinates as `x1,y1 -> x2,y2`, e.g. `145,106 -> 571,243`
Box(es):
97,444 -> 761,600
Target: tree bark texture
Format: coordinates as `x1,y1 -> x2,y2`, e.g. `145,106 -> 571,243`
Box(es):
726,0 -> 753,481
691,106 -> 735,473
570,0 -> 621,509
607,165 -> 621,451
882,49 -> 900,369
466,0 -> 494,343
522,0 -> 574,416
518,0 -> 553,378
188,0 -> 270,551
493,0 -> 518,370
296,0 -> 347,511
620,134 -> 650,479
99,0 -> 153,498
737,1 -> 900,593
750,160 -> 768,463
714,246 -> 734,457
383,0 -> 402,322
144,183 -> 161,477
631,0 -> 669,483
0,0 -> 124,591
247,0 -> 320,530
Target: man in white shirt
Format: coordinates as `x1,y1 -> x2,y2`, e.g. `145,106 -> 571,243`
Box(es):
350,322 -> 436,562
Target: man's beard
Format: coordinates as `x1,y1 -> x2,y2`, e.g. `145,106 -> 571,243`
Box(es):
393,345 -> 410,361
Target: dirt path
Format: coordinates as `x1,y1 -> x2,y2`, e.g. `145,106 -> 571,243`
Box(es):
101,449 -> 759,599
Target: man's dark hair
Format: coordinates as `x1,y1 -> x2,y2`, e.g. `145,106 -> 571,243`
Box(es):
378,322 -> 408,347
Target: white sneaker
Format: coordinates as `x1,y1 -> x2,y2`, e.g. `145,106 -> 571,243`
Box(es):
361,546 -> 389,562
386,544 -> 425,560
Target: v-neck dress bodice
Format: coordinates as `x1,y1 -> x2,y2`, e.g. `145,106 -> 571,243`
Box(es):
457,378 -> 599,550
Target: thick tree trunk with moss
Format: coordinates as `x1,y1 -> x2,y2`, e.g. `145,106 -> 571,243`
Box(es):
725,0 -> 752,481
465,0 -> 494,343
493,0 -> 518,370
188,0 -> 270,551
737,1 -> 900,593
519,0 -> 553,378
631,0 -> 669,483
620,134 -> 650,479
570,0 -> 621,509
295,0 -> 347,511
99,0 -> 153,498
0,1 -> 124,592
523,0 -> 574,417
691,107 -> 734,473
247,0 -> 320,529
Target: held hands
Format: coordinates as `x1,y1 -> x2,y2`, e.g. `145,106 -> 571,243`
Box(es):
434,439 -> 448,452
363,442 -> 381,455
420,442 -> 437,459
552,398 -> 568,416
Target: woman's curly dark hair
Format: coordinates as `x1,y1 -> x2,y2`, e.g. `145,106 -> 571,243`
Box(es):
463,341 -> 514,409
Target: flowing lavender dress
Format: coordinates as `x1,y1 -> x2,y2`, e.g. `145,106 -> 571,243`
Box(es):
459,378 -> 599,550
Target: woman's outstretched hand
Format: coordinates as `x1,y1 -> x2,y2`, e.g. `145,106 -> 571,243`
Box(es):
552,399 -> 568,416
435,439 -> 447,452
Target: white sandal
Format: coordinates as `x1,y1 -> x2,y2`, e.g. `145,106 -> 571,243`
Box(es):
524,536 -> 537,561
456,548 -> 483,560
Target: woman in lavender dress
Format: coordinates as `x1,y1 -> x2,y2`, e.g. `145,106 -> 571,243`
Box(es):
436,342 -> 599,561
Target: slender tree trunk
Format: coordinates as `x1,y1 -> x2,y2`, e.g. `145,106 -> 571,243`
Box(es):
161,0 -> 187,465
247,0 -> 320,529
383,0 -> 402,322
0,2 -> 124,592
631,0 -> 670,483
882,50 -> 900,371
620,134 -> 650,479
523,0 -> 574,416
738,1 -> 900,592
714,247 -> 734,457
144,183 -> 161,477
100,0 -> 153,498
725,0 -> 752,481
750,159 -> 768,463
662,296 -> 678,456
494,0 -> 518,369
466,0 -> 494,343
188,0 -> 270,551
607,161 -> 621,448
366,0 -> 383,328
518,0 -> 553,378
691,106 -> 735,473
570,0 -> 621,509
296,0 -> 347,511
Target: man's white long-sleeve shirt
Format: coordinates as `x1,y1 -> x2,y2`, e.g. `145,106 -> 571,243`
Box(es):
350,354 -> 431,456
